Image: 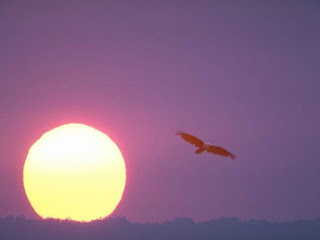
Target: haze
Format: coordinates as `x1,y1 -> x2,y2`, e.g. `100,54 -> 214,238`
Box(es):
0,1 -> 319,223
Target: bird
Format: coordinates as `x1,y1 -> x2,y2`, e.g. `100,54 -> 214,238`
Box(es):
176,131 -> 235,160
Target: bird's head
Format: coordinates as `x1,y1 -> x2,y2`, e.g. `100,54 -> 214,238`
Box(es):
203,143 -> 211,150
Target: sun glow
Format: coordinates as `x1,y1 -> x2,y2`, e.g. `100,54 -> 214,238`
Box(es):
23,123 -> 126,222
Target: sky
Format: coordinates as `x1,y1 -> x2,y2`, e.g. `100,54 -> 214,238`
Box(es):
0,1 -> 319,223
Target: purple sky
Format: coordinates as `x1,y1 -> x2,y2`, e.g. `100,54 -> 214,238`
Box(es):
1,1 -> 320,223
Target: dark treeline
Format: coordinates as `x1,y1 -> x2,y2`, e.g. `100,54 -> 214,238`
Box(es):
1,215 -> 320,240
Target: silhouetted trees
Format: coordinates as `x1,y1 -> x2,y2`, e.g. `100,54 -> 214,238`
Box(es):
0,216 -> 320,240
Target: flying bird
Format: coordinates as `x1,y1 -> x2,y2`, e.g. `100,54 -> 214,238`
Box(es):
176,131 -> 235,160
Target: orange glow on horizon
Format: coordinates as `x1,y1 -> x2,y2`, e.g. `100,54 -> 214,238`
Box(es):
23,123 -> 126,222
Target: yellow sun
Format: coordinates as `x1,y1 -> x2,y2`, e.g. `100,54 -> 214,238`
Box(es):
23,123 -> 126,222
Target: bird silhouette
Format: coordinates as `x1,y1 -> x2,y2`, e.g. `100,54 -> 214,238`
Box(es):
176,131 -> 235,160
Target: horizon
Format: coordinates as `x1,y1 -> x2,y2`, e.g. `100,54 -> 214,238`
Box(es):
2,214 -> 320,224
1,214 -> 320,240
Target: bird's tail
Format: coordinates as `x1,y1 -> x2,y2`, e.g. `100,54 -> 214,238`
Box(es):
195,148 -> 205,154
229,153 -> 236,160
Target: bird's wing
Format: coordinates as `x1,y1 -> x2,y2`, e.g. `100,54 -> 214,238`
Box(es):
207,145 -> 236,160
176,131 -> 204,148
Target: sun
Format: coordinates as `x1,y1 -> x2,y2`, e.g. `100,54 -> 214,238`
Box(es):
23,123 -> 126,222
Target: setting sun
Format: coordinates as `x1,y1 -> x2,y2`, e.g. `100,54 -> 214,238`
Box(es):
23,123 -> 126,222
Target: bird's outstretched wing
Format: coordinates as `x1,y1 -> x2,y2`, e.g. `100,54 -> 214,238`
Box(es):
207,145 -> 236,160
176,131 -> 204,148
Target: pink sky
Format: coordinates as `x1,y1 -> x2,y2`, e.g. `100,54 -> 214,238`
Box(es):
0,1 -> 319,222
